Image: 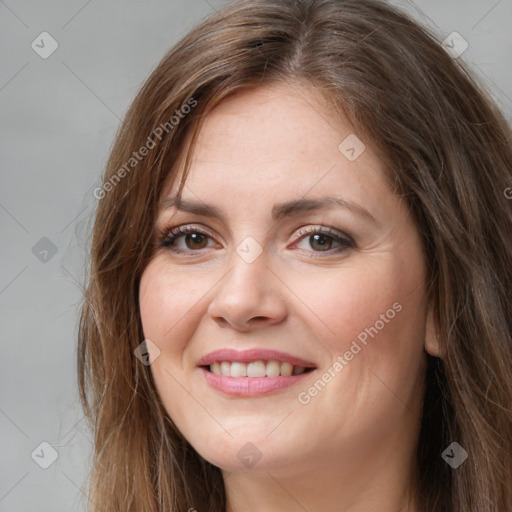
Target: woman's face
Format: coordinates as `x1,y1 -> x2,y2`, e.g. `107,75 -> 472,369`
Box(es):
139,83 -> 435,478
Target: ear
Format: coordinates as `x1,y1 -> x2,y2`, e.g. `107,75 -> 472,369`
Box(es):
424,301 -> 443,358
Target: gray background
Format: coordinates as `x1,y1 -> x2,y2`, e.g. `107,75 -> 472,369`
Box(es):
1,0 -> 511,510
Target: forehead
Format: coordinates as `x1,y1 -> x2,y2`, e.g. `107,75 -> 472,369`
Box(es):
189,84 -> 348,170
160,84 -> 395,221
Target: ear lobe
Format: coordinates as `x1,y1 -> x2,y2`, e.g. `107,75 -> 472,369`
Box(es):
424,303 -> 443,358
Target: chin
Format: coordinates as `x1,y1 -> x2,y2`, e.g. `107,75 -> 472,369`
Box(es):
191,433 -> 294,472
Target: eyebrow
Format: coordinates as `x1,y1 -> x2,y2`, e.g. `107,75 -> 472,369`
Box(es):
159,196 -> 378,225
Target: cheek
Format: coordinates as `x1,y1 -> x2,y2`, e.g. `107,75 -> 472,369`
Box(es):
288,258 -> 427,442
288,259 -> 415,345
288,252 -> 428,392
138,259 -> 202,362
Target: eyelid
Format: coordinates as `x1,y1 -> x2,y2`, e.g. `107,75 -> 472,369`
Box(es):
159,222 -> 354,258
158,223 -> 216,244
290,225 -> 354,244
159,224 -> 351,245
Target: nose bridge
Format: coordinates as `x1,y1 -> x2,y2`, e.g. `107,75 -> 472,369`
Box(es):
207,235 -> 287,328
220,236 -> 270,303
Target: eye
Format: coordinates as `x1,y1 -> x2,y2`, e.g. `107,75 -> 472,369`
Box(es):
291,226 -> 354,257
158,223 -> 354,257
159,225 -> 216,253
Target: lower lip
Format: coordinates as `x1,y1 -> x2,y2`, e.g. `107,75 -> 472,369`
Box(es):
200,367 -> 314,396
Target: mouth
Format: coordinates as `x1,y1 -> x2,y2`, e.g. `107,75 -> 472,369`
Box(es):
200,360 -> 316,377
197,348 -> 317,396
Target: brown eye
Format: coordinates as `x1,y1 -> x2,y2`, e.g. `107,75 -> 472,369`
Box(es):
293,227 -> 353,257
183,232 -> 209,250
308,233 -> 334,251
161,226 -> 215,252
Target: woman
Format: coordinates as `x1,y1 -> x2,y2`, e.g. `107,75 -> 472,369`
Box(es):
78,0 -> 512,511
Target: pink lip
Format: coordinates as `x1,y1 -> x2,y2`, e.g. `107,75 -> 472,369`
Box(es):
196,348 -> 317,368
200,367 -> 314,396
197,348 -> 317,397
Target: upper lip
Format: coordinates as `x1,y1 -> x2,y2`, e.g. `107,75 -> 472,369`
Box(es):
197,348 -> 317,368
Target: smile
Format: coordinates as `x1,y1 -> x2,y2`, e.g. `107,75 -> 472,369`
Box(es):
197,348 -> 317,396
206,360 -> 314,377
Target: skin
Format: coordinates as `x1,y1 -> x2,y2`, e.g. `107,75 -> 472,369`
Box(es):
139,82 -> 440,512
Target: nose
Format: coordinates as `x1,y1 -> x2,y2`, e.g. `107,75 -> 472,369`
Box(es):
206,245 -> 288,332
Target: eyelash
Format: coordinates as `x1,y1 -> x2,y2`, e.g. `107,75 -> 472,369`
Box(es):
158,223 -> 354,258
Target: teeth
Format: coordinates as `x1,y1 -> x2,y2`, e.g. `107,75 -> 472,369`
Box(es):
247,361 -> 266,377
280,362 -> 293,376
266,360 -> 280,377
230,362 -> 247,377
211,361 -> 221,375
208,360 -> 309,377
220,361 -> 230,376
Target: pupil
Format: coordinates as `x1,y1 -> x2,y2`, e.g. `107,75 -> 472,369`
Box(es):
186,233 -> 207,249
311,234 -> 331,251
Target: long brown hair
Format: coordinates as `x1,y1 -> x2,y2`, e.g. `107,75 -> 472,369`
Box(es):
78,1 -> 512,510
